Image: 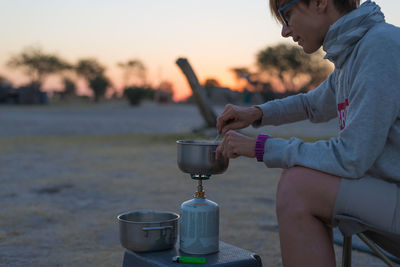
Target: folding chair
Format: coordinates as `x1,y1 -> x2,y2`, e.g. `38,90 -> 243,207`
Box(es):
335,214 -> 400,267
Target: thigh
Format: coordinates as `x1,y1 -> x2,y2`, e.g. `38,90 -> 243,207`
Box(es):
278,166 -> 341,222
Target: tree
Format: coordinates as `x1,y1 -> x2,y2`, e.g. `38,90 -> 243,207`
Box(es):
256,43 -> 332,92
62,78 -> 77,97
0,75 -> 9,85
230,67 -> 255,90
75,58 -> 110,101
117,59 -> 147,87
75,58 -> 105,81
230,67 -> 251,81
7,46 -> 70,87
203,78 -> 221,97
158,80 -> 174,95
89,75 -> 110,102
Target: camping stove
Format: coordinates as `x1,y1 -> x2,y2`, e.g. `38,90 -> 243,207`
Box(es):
176,140 -> 229,255
179,174 -> 219,255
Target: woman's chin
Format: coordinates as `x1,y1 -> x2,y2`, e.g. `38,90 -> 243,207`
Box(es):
301,43 -> 320,54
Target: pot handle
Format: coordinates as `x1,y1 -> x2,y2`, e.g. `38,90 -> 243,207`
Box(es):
142,226 -> 173,231
142,226 -> 173,238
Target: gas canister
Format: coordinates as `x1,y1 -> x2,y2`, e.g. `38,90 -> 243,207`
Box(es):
179,193 -> 219,254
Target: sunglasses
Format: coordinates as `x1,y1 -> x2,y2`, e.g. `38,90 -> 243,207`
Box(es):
278,0 -> 299,26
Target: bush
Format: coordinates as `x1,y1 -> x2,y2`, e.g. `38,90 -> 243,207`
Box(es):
123,86 -> 155,106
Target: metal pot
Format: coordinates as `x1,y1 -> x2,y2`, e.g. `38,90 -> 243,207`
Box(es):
176,140 -> 229,176
117,210 -> 179,252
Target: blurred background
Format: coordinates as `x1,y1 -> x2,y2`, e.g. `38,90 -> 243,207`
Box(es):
0,0 -> 398,105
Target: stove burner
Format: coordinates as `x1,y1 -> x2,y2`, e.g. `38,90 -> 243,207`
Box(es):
190,174 -> 211,180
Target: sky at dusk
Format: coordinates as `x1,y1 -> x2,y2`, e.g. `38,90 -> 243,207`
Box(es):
1,0 -> 399,101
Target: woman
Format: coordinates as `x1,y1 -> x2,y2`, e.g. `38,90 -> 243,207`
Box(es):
216,0 -> 400,266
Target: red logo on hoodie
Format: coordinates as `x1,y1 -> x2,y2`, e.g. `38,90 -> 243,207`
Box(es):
337,98 -> 349,130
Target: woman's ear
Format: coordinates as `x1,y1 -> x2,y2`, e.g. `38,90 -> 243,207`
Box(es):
314,0 -> 328,13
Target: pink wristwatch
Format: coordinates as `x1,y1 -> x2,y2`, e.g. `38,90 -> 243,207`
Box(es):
255,134 -> 269,162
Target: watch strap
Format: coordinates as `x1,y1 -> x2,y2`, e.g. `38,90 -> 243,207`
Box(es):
255,134 -> 268,162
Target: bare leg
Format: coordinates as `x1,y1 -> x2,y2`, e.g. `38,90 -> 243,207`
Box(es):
276,166 -> 341,267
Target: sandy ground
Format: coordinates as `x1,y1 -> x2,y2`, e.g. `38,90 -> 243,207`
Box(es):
0,101 -> 387,266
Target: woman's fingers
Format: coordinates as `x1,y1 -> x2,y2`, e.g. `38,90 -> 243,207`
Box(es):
216,130 -> 256,159
217,104 -> 248,133
216,104 -> 260,134
221,120 -> 247,134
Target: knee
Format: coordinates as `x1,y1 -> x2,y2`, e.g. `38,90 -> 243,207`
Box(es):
276,167 -> 308,219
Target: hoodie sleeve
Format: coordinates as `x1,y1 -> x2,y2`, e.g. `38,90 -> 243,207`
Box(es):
263,33 -> 400,178
253,71 -> 338,127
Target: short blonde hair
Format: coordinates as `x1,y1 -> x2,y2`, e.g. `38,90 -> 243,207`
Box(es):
269,0 -> 360,25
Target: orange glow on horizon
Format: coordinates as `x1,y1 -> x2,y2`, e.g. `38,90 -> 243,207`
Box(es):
2,68 -> 289,103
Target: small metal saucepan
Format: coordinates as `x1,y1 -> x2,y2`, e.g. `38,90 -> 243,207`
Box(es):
117,210 -> 179,252
176,140 -> 229,177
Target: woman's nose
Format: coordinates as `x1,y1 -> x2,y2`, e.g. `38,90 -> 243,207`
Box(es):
281,25 -> 292,38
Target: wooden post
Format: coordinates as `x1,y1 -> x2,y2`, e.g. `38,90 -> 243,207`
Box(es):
176,58 -> 217,128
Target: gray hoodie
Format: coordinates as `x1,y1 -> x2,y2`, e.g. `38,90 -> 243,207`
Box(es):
255,1 -> 400,182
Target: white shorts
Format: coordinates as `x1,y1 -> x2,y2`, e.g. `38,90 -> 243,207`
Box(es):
333,176 -> 400,234
333,176 -> 400,257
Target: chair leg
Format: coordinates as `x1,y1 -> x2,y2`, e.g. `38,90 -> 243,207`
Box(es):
342,235 -> 352,267
356,233 -> 396,267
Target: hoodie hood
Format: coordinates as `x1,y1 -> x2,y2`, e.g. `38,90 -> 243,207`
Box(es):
323,1 -> 385,68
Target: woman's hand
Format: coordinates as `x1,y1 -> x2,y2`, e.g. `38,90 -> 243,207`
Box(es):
216,130 -> 257,159
216,104 -> 262,134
